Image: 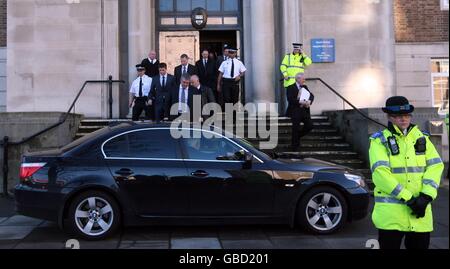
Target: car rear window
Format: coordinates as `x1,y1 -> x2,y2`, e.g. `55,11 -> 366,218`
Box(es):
61,124 -> 131,153
103,129 -> 180,159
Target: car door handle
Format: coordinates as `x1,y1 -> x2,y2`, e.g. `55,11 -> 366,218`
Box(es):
115,168 -> 134,176
191,170 -> 209,178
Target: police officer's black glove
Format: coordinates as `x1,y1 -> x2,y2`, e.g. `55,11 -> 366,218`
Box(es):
407,193 -> 433,218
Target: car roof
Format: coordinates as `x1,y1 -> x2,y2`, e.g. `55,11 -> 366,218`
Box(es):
111,122 -> 232,136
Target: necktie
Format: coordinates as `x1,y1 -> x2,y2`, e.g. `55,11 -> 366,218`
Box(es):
230,59 -> 235,78
162,76 -> 166,89
139,77 -> 143,97
181,88 -> 186,112
182,66 -> 187,75
181,89 -> 186,104
204,59 -> 207,68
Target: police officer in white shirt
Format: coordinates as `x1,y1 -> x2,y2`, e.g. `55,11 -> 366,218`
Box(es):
217,47 -> 247,106
129,64 -> 153,121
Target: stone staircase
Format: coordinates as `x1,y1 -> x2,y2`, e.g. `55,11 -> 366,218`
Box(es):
74,115 -> 373,188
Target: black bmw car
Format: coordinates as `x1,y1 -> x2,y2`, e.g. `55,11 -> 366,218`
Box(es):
15,123 -> 369,240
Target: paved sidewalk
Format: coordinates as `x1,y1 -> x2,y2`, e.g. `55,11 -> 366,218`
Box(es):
0,183 -> 447,249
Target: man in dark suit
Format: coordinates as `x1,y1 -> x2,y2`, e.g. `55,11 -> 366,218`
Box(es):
286,73 -> 315,152
216,44 -> 229,70
141,50 -> 160,78
174,54 -> 198,86
150,62 -> 176,123
195,49 -> 217,91
165,73 -> 200,122
191,75 -> 216,122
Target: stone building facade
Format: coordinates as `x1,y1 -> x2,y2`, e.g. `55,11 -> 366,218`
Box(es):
0,0 -> 6,112
0,0 -> 448,118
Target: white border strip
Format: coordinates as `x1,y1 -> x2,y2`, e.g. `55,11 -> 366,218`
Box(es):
100,128 -> 264,164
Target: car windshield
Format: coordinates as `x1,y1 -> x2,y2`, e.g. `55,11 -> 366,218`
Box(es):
236,137 -> 272,160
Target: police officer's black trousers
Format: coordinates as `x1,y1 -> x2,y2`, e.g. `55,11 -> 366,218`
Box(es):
291,111 -> 313,151
222,79 -> 240,106
132,98 -> 151,121
378,229 -> 430,249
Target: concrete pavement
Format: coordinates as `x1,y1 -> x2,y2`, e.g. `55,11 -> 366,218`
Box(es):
0,184 -> 447,250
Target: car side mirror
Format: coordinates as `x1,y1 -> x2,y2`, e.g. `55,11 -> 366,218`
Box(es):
243,152 -> 253,169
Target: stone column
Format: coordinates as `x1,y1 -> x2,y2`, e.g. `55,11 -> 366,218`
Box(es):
128,0 -> 155,80
103,0 -> 120,118
280,0 -> 302,54
247,0 -> 276,113
127,0 -> 155,117
277,0 -> 302,114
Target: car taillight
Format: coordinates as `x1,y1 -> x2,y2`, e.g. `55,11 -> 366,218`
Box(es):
19,163 -> 47,183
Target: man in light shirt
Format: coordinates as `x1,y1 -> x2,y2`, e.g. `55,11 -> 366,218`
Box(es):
129,64 -> 153,121
217,47 -> 247,106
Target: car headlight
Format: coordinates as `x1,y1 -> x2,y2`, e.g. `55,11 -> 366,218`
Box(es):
345,173 -> 366,188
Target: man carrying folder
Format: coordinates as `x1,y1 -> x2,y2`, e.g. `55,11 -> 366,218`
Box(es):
286,73 -> 315,152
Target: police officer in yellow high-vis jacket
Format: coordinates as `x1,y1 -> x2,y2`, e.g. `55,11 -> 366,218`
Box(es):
280,43 -> 312,88
369,96 -> 444,249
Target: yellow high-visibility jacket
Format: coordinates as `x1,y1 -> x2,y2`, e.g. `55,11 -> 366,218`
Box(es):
280,53 -> 312,88
369,124 -> 444,232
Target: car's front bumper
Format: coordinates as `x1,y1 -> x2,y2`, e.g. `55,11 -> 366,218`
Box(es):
347,187 -> 370,221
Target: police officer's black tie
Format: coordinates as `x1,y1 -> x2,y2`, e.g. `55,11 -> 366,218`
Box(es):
139,77 -> 143,97
230,59 -> 235,78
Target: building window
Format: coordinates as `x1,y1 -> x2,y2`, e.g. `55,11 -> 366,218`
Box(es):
441,0 -> 449,10
157,0 -> 241,28
431,59 -> 449,115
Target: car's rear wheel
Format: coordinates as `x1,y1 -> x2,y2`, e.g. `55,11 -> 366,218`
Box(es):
66,191 -> 121,241
297,186 -> 348,234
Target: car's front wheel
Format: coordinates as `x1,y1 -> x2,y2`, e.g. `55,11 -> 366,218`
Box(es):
66,191 -> 121,241
297,186 -> 348,234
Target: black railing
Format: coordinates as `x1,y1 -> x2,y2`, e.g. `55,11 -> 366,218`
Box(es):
305,78 -> 388,128
0,77 -> 125,197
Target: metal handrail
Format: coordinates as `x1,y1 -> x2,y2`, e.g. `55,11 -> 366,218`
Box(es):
306,77 -> 388,128
1,77 -> 125,196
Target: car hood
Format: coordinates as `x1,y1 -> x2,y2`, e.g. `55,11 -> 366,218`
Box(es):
273,157 -> 349,173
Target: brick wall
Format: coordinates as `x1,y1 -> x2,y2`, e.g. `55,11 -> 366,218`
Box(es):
394,0 -> 449,42
0,0 -> 5,47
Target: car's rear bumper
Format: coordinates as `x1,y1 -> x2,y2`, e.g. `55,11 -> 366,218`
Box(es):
14,185 -> 63,222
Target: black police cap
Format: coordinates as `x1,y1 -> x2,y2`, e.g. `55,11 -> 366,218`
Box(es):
382,96 -> 415,115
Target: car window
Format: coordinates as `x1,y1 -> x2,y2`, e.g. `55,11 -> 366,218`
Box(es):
103,129 -> 179,159
182,131 -> 242,161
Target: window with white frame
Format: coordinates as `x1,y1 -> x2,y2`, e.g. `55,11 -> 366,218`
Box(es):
441,0 -> 449,10
431,58 -> 449,115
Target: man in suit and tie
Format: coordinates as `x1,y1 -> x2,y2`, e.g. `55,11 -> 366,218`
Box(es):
150,63 -> 176,123
174,54 -> 198,86
191,75 -> 216,122
286,73 -> 315,152
216,44 -> 230,70
195,49 -> 217,92
141,50 -> 160,78
165,73 -> 200,122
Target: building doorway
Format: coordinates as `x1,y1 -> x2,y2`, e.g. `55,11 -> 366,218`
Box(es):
200,30 -> 238,61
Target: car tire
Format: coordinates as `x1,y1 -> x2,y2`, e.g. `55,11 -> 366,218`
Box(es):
65,190 -> 121,241
297,186 -> 348,235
